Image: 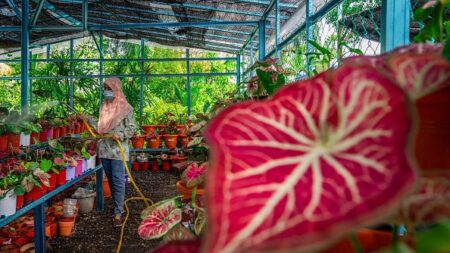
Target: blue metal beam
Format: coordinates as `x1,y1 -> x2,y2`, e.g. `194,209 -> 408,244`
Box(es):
306,0 -> 313,74
31,0 -> 46,26
99,34 -> 103,104
140,39 -> 144,127
1,57 -> 239,63
5,0 -> 21,21
69,39 -> 74,110
258,20 -> 266,60
236,54 -> 241,86
381,0 -> 410,52
95,168 -> 104,212
31,0 -> 81,25
21,0 -> 29,113
33,203 -> 46,253
186,49 -> 191,116
234,0 -> 297,8
275,0 -> 281,59
82,0 -> 88,30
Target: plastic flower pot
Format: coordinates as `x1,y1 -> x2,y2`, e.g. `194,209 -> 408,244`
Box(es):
176,180 -> 204,201
66,166 -> 76,181
82,159 -> 88,173
7,134 -> 20,148
103,180 -> 111,198
53,127 -> 60,139
78,196 -> 95,214
177,125 -> 187,135
0,134 -> 8,152
56,168 -> 66,186
131,136 -> 145,149
15,195 -> 23,210
163,134 -> 178,149
179,135 -> 190,148
147,135 -> 161,149
58,219 -> 75,237
30,132 -> 40,145
132,162 -> 140,171
39,130 -> 48,142
151,161 -> 159,172
60,126 -> 67,137
19,133 -> 31,147
162,161 -> 171,171
0,190 -> 17,217
75,160 -> 83,177
140,162 -> 150,171
47,128 -> 54,140
24,186 -> 43,203
415,87 -> 450,170
47,172 -> 57,191
87,155 -> 97,169
142,125 -> 157,134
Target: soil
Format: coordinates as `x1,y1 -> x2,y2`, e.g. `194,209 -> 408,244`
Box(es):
48,169 -> 180,253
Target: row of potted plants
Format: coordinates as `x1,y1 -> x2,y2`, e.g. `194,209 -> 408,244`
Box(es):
131,153 -> 187,172
0,138 -> 97,219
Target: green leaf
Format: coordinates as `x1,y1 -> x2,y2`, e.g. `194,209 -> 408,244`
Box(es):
443,37 -> 450,61
307,40 -> 332,56
13,185 -> 26,196
40,159 -> 53,173
414,7 -> 432,22
417,220 -> 450,253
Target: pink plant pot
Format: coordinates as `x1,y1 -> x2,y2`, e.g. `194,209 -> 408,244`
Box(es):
75,160 -> 83,177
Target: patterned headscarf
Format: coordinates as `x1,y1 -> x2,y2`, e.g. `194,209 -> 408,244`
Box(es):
98,77 -> 133,134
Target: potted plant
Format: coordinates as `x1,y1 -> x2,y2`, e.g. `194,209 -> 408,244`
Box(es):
160,154 -> 171,171
161,114 -> 179,149
131,129 -> 146,149
0,170 -> 26,217
146,129 -> 161,149
21,162 -> 50,203
19,120 -> 41,147
38,159 -> 59,191
246,57 -> 288,99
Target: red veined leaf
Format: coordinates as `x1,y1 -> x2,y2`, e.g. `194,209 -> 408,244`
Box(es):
182,162 -> 208,188
163,224 -> 195,242
138,200 -> 182,240
150,239 -> 201,253
203,64 -> 417,253
398,170 -> 450,226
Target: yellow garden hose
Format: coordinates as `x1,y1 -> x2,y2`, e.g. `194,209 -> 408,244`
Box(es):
83,120 -> 153,253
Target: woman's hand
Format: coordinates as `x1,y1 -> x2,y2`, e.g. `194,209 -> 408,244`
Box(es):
111,134 -> 120,141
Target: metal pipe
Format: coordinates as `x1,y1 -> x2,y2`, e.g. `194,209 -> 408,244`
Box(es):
258,20 -> 266,61
139,39 -> 144,127
236,54 -> 241,86
186,49 -> 191,116
306,0 -> 313,75
82,0 -> 88,30
6,0 -> 21,21
99,34 -> 103,104
381,0 -> 410,52
21,0 -> 29,113
275,0 -> 281,59
31,0 -> 46,26
69,39 -> 74,111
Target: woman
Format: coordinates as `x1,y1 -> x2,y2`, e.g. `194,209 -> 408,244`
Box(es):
88,77 -> 136,227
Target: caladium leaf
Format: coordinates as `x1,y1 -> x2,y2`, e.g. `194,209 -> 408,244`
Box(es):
182,162 -> 208,188
140,198 -> 181,220
203,64 -> 417,253
138,200 -> 182,240
151,239 -> 201,253
33,169 -> 51,187
398,170 -> 450,226
194,208 -> 206,236
163,224 -> 195,242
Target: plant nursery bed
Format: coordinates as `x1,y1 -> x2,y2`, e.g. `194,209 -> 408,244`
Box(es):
48,170 -> 180,253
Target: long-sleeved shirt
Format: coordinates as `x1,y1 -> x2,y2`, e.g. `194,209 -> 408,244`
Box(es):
88,112 -> 136,161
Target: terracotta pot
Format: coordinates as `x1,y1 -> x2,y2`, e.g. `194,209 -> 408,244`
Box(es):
147,135 -> 161,149
103,180 -> 111,198
73,122 -> 81,134
162,161 -> 171,171
140,162 -> 150,171
60,126 -> 67,137
58,220 -> 75,237
48,172 -> 57,191
56,169 -> 66,186
16,195 -> 24,210
179,135 -> 191,148
131,136 -> 145,149
142,125 -> 157,134
132,162 -> 140,171
163,134 -> 178,149
53,127 -> 60,139
0,135 -> 8,152
414,86 -> 450,170
322,229 -> 392,253
7,133 -> 20,148
150,161 -> 159,172
177,125 -> 187,135
176,180 -> 204,201
30,132 -> 40,145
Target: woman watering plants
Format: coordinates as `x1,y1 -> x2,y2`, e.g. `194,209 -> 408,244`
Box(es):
84,77 -> 136,227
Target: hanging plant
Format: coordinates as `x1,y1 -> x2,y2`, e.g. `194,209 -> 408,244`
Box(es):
138,199 -> 182,240
203,64 -> 417,253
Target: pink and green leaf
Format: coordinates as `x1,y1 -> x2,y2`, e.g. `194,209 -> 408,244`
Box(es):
138,200 -> 182,240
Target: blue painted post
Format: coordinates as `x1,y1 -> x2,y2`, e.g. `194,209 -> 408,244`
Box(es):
29,51 -> 32,107
69,39 -> 74,111
306,0 -> 313,75
186,49 -> 191,116
46,44 -> 50,63
250,42 -> 254,76
33,203 -> 46,253
82,0 -> 88,31
99,34 -> 104,104
275,0 -> 281,59
381,0 -> 410,52
258,20 -> 266,61
140,39 -> 144,127
96,168 -> 104,211
236,54 -> 241,86
20,0 -> 29,113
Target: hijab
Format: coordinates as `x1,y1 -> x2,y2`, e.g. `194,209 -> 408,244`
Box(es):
98,77 -> 133,134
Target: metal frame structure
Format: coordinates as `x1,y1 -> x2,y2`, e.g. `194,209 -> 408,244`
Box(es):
0,1 -> 413,251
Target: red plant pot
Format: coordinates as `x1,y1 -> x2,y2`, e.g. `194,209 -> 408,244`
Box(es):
147,135 -> 161,149
16,195 -> 24,210
142,125 -> 157,134
415,87 -> 450,170
162,161 -> 171,171
30,132 -> 40,144
56,169 -> 66,186
0,135 -> 8,152
48,172 -> 57,191
39,130 -> 48,142
60,126 -> 67,137
53,127 -> 60,139
7,133 -> 20,148
24,186 -> 43,203
179,135 -> 191,148
73,123 -> 81,134
131,136 -> 145,149
140,162 -> 150,171
177,125 -> 187,135
163,134 -> 178,149
150,161 -> 159,172
132,162 -> 140,171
